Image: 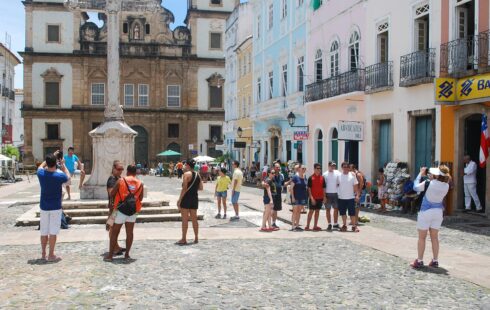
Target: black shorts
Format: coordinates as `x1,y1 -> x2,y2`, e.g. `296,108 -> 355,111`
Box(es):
273,195 -> 282,211
309,199 -> 323,210
338,199 -> 355,216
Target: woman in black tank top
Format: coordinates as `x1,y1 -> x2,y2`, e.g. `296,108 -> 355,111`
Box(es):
177,159 -> 203,245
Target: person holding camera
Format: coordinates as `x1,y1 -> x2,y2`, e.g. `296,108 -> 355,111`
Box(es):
37,151 -> 70,262
105,164 -> 143,262
63,146 -> 85,200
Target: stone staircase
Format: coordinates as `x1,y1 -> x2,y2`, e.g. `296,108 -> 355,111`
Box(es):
16,200 -> 204,226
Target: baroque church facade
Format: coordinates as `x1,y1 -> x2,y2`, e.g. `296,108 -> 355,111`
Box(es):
22,0 -> 237,168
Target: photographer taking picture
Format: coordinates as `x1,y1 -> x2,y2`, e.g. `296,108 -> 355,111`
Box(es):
37,150 -> 70,262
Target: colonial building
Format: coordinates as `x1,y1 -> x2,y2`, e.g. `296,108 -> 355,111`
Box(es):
437,0 -> 488,215
22,0 -> 237,169
0,43 -> 21,150
251,0 -> 307,167
224,1 -> 253,167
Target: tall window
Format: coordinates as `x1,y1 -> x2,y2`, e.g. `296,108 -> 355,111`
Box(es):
209,86 -> 223,108
210,125 -> 222,140
330,41 -> 339,76
349,30 -> 360,70
91,83 -> 105,105
210,32 -> 222,49
268,4 -> 274,30
46,124 -> 60,140
315,49 -> 323,81
282,0 -> 288,19
47,25 -> 60,42
211,0 -> 222,5
124,84 -> 134,106
297,56 -> 304,92
257,77 -> 262,102
282,64 -> 288,96
268,71 -> 274,99
138,84 -> 149,106
377,22 -> 389,63
414,3 -> 430,51
168,123 -> 179,138
247,53 -> 252,72
45,82 -> 60,106
167,85 -> 180,107
257,15 -> 261,39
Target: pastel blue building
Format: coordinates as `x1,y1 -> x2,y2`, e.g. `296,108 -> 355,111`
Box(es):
251,0 -> 307,167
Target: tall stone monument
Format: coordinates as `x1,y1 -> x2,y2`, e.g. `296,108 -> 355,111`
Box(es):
71,0 -> 137,199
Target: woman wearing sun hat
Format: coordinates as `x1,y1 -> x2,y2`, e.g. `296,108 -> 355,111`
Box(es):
410,165 -> 451,269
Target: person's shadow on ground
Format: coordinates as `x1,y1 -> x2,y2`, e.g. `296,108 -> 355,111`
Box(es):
414,266 -> 449,276
27,258 -> 61,265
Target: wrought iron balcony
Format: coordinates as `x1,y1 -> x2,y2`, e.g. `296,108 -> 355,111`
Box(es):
440,35 -> 479,78
399,49 -> 435,87
305,69 -> 365,102
365,61 -> 393,94
1,87 -> 9,98
9,90 -> 15,101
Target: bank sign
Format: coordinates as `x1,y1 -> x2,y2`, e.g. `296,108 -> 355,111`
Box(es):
338,121 -> 364,141
435,73 -> 490,104
294,131 -> 309,140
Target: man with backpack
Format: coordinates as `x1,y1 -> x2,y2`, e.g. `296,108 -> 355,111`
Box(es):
105,164 -> 143,262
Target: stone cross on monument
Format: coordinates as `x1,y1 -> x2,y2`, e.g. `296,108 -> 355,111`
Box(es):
70,0 -> 137,199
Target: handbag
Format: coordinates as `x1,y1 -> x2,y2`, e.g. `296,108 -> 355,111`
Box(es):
117,178 -> 141,216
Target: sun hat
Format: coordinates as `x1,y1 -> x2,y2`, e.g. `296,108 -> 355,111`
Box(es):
429,167 -> 446,176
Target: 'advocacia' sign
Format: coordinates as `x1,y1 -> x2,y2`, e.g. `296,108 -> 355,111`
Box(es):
436,73 -> 490,104
338,121 -> 364,141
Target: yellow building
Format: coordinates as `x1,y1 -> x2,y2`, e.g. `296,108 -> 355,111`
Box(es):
235,35 -> 254,168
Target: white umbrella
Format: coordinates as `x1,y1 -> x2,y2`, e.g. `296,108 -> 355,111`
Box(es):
193,155 -> 215,163
0,154 -> 12,161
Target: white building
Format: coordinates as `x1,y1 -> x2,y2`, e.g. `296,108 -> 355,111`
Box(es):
13,89 -> 24,149
363,0 -> 441,179
0,42 -> 21,150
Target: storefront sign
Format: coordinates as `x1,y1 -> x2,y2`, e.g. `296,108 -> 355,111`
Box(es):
436,73 -> 490,103
338,121 -> 364,141
233,142 -> 246,149
188,144 -> 194,150
294,131 -> 309,140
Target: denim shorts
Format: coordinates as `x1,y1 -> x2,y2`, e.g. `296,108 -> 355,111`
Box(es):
338,199 -> 355,216
263,196 -> 271,204
216,191 -> 227,198
293,199 -> 307,206
231,191 -> 240,204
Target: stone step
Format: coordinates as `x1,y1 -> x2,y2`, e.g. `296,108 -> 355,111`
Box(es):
35,207 -> 180,218
60,200 -> 170,210
16,214 -> 204,226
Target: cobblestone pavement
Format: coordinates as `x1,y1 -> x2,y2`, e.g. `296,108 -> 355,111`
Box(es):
0,238 -> 489,309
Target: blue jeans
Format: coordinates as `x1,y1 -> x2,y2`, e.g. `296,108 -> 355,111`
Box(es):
231,191 -> 240,204
216,191 -> 227,198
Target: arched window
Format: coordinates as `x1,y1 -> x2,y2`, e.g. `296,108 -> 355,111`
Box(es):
315,49 -> 323,81
330,128 -> 338,164
329,41 -> 339,77
349,30 -> 360,70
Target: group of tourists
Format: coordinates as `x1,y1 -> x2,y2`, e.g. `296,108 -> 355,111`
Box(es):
36,146 -> 455,269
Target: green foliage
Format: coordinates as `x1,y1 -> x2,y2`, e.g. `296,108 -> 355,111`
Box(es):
2,145 -> 20,160
215,152 -> 232,163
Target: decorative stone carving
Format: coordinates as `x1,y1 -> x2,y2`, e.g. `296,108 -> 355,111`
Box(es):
210,20 -> 223,31
206,72 -> 225,87
41,67 -> 63,81
173,26 -> 191,44
80,22 -> 100,41
106,0 -> 122,13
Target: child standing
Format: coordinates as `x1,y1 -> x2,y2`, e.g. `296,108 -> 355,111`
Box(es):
261,169 -> 276,232
214,168 -> 231,219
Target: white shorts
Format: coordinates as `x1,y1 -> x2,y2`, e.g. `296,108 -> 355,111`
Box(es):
416,208 -> 443,230
40,209 -> 62,236
114,211 -> 137,224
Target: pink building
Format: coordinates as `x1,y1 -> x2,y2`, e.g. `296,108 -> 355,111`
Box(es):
304,0 -> 367,172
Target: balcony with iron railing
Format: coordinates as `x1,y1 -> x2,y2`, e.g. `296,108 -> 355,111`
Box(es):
400,48 -> 436,87
305,69 -> 365,102
365,61 -> 393,94
9,90 -> 15,101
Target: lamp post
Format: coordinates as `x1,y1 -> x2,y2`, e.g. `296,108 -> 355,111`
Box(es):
287,111 -> 309,131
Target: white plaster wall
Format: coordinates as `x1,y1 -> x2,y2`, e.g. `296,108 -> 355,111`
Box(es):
196,19 -> 226,58
197,120 -> 225,156
32,11 -> 74,53
364,0 -> 441,177
197,67 -> 225,111
32,119 -> 73,162
13,93 -> 24,147
32,63 -> 73,108
194,0 -> 236,12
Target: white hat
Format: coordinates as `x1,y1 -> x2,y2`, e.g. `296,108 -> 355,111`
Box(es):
429,167 -> 446,176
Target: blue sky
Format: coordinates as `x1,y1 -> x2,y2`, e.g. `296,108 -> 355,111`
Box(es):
0,0 -> 189,89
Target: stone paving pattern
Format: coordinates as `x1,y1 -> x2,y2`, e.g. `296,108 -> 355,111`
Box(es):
0,175 -> 490,308
1,239 -> 489,309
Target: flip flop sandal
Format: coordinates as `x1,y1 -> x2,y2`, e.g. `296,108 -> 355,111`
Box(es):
114,249 -> 125,256
47,256 -> 62,262
175,241 -> 187,246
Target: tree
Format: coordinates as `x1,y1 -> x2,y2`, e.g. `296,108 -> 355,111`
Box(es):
2,145 -> 20,160
215,152 -> 232,164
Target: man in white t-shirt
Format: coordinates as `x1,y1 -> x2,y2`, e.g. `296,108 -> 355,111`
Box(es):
323,161 -> 341,231
463,155 -> 483,212
337,162 -> 360,232
230,160 -> 243,221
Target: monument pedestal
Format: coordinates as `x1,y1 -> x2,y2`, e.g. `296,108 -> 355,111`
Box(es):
80,121 -> 136,199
